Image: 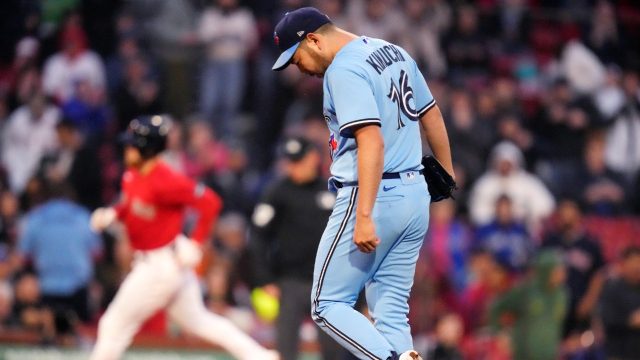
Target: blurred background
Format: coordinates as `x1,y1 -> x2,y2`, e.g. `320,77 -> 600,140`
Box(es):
0,0 -> 639,359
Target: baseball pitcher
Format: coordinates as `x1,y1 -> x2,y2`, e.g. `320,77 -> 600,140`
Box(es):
271,7 -> 454,360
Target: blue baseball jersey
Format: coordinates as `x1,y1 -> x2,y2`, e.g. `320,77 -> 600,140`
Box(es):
323,36 -> 435,184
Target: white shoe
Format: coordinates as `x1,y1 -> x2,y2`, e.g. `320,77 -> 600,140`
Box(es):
399,350 -> 423,360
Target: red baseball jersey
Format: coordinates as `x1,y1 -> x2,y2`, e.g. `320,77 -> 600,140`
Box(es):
114,162 -> 222,250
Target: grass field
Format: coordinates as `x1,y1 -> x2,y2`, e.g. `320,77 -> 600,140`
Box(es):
0,346 -> 321,360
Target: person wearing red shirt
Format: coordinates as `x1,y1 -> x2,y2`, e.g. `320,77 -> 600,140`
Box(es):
89,115 -> 279,360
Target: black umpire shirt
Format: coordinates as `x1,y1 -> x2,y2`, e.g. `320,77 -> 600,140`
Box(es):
599,277 -> 640,359
250,176 -> 335,286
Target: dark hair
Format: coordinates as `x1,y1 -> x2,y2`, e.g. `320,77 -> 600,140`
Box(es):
621,246 -> 640,260
42,179 -> 77,202
56,118 -> 78,131
314,23 -> 336,35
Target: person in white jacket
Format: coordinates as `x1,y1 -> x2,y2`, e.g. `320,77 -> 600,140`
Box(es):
469,141 -> 555,233
1,93 -> 59,194
197,0 -> 257,140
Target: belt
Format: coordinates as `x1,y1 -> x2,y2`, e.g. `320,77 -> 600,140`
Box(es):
333,169 -> 423,189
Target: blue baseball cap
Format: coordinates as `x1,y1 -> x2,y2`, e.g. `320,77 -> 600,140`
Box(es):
272,7 -> 332,71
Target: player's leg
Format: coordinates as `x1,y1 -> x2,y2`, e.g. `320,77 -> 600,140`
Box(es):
218,60 -> 245,139
365,181 -> 429,354
275,278 -> 307,360
167,271 -> 278,360
90,251 -> 183,360
317,324 -> 348,360
199,61 -> 219,124
311,187 -> 397,360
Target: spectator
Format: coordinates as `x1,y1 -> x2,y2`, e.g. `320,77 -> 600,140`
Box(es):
594,65 -> 625,122
160,120 -> 187,174
1,91 -> 59,194
9,272 -> 56,343
533,78 -> 600,196
445,89 -> 495,184
542,199 -> 605,337
460,250 -> 514,333
281,77 -> 323,129
491,77 -> 521,117
10,65 -> 43,111
249,137 -> 345,360
18,176 -> 47,213
493,0 -> 531,51
114,55 -> 162,133
0,37 -> 40,104
182,120 -> 231,182
442,4 -> 490,85
42,23 -> 106,103
634,174 -> 640,214
105,13 -> 147,96
205,213 -> 253,309
313,0 -> 351,29
604,69 -> 640,186
14,181 -> 102,336
60,79 -> 110,141
204,262 -> 235,313
348,0 -> 404,43
586,0 -> 625,66
599,246 -> 640,360
0,281 -> 13,329
475,195 -> 534,274
561,41 -> 606,96
40,119 -> 103,210
419,0 -> 452,38
397,0 -> 447,78
425,313 -> 464,360
198,0 -> 258,141
577,134 -> 627,215
490,250 -> 567,360
468,141 -> 555,232
424,200 -> 472,295
0,191 -> 19,278
144,0 -> 198,118
495,113 -> 534,166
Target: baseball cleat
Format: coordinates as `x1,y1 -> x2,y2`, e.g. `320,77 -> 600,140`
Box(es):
399,350 -> 423,360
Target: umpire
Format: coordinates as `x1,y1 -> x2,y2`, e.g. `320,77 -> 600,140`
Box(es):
249,136 -> 346,360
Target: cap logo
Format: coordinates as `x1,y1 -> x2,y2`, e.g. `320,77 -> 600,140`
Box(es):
297,31 -> 304,37
286,140 -> 302,154
274,32 -> 280,46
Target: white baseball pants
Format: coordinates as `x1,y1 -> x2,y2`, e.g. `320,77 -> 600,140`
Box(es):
90,244 -> 272,360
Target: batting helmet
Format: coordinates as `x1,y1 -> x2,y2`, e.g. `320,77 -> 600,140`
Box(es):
120,115 -> 171,159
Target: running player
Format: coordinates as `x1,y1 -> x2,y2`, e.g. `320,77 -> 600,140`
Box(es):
89,115 -> 279,360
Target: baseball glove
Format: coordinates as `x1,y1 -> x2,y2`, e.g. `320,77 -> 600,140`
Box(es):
421,155 -> 457,202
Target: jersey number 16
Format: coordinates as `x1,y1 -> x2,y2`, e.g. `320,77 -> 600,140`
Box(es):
387,70 -> 418,130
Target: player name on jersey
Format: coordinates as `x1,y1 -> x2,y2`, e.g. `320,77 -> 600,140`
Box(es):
365,44 -> 406,75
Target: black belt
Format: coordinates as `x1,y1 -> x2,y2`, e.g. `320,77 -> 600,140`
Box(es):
333,169 -> 423,189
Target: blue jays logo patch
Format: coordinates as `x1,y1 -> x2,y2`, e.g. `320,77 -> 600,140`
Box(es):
329,133 -> 337,157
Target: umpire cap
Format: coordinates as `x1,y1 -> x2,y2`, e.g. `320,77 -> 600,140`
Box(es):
120,115 -> 171,158
279,136 -> 314,162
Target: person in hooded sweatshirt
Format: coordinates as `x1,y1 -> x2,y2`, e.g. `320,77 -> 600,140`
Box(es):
489,249 -> 568,360
469,141 -> 555,233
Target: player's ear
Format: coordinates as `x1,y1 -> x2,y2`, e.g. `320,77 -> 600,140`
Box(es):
305,33 -> 322,51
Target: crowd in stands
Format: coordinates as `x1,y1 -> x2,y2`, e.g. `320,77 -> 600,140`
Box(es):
0,0 -> 639,359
